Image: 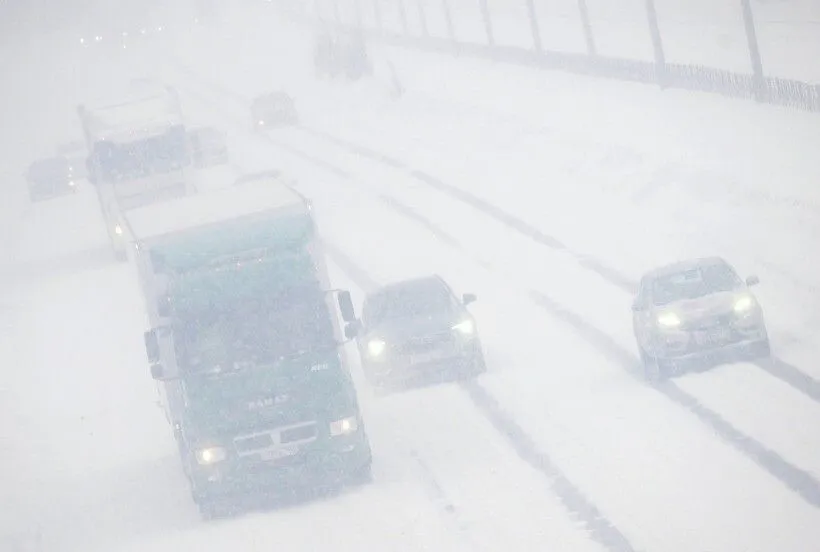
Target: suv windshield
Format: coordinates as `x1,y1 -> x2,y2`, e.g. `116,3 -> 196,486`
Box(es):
652,264 -> 742,306
366,279 -> 455,326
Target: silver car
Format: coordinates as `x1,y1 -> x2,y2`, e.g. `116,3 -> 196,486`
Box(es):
632,257 -> 770,380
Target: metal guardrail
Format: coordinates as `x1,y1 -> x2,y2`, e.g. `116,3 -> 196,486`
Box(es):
284,0 -> 820,112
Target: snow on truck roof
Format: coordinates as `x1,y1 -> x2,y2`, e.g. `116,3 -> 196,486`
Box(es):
125,173 -> 308,241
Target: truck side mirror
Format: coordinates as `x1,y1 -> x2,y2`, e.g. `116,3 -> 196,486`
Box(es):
150,364 -> 165,380
144,330 -> 160,364
745,275 -> 760,287
344,320 -> 361,340
462,293 -> 477,306
338,290 -> 355,322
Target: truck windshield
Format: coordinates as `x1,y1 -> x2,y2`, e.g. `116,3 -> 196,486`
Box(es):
91,126 -> 190,182
176,291 -> 336,376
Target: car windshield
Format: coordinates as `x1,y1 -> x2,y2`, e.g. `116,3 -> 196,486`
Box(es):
651,264 -> 743,305
366,280 -> 455,326
176,291 -> 336,376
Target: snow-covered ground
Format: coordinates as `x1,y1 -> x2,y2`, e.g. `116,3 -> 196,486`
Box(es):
4,4 -> 820,552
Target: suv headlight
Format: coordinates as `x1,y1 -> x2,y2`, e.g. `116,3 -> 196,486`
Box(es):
452,319 -> 475,335
733,295 -> 755,313
195,446 -> 227,465
657,312 -> 681,328
330,416 -> 359,436
367,339 -> 386,357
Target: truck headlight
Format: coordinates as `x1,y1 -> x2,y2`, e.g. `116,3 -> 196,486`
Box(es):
733,295 -> 755,313
330,416 -> 359,436
195,446 -> 227,465
657,312 -> 681,328
452,319 -> 474,335
367,339 -> 386,357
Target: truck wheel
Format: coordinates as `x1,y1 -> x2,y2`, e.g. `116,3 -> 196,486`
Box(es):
349,459 -> 373,486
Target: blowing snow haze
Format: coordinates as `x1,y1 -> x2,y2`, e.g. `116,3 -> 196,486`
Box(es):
2,1 -> 820,551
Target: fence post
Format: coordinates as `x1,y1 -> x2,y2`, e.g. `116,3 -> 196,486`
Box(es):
739,0 -> 766,99
372,0 -> 383,30
524,0 -> 542,53
644,0 -> 666,86
576,0 -> 596,56
478,0 -> 495,46
398,0 -> 410,35
441,0 -> 456,42
331,0 -> 342,25
353,0 -> 363,28
416,0 -> 429,37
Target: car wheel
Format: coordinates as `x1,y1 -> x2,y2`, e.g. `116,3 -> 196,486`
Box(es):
468,350 -> 487,377
640,347 -> 668,383
747,338 -> 771,360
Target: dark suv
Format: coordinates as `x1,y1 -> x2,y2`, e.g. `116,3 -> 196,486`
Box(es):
351,275 -> 486,391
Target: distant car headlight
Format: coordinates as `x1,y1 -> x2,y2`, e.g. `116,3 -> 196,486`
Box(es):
452,319 -> 475,335
114,224 -> 123,235
257,120 -> 265,126
195,446 -> 227,465
657,312 -> 681,328
733,295 -> 756,313
367,339 -> 386,357
68,180 -> 76,187
330,416 -> 358,436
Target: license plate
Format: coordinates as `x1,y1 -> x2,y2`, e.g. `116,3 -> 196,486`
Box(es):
696,327 -> 730,345
409,350 -> 444,364
257,446 -> 298,463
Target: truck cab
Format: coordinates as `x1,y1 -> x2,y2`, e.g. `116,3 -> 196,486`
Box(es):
125,173 -> 372,517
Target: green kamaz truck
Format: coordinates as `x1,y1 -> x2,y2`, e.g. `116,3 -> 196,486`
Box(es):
124,171 -> 372,517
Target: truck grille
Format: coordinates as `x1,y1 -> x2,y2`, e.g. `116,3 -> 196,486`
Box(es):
233,421 -> 318,458
397,332 -> 454,355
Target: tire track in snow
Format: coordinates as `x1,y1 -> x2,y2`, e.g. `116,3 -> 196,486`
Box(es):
172,73 -> 820,511
173,60 -> 820,408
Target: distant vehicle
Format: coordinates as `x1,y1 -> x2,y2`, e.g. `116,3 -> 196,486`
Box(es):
128,172 -> 372,518
79,84 -> 194,261
251,92 -> 298,129
25,156 -> 77,201
188,125 -> 228,167
351,275 -> 486,391
632,257 -> 770,381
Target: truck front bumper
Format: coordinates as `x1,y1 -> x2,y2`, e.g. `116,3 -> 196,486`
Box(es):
190,430 -> 372,502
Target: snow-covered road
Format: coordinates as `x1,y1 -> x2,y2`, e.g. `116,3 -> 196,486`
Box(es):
5,5 -> 820,552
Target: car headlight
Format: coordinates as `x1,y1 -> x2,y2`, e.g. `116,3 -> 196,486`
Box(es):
367,339 -> 386,357
195,446 -> 227,465
452,319 -> 474,335
114,224 -> 123,235
657,312 -> 681,328
68,180 -> 76,187
733,295 -> 755,313
258,120 -> 265,126
330,416 -> 359,436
